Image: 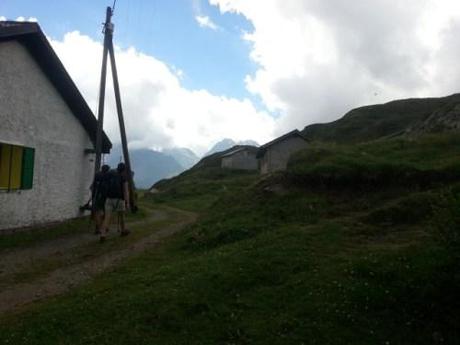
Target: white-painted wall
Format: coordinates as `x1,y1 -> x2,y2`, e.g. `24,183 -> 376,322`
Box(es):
260,136 -> 308,174
0,41 -> 95,230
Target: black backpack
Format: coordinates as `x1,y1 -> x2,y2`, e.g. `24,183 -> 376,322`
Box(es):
92,172 -> 108,200
104,169 -> 124,199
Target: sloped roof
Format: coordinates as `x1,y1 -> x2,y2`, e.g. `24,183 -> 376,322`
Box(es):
221,145 -> 259,158
256,130 -> 308,158
0,21 -> 111,153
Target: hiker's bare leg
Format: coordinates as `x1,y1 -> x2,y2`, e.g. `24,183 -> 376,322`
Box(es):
119,212 -> 125,232
119,208 -> 130,236
100,211 -> 112,239
95,211 -> 104,231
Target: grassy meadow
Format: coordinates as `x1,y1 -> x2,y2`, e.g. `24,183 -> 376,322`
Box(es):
1,134 -> 459,344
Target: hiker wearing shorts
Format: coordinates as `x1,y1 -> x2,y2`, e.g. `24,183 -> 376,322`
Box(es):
91,164 -> 110,234
100,162 -> 130,242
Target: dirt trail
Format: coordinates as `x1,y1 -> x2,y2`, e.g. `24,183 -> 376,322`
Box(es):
0,208 -> 168,281
0,206 -> 197,315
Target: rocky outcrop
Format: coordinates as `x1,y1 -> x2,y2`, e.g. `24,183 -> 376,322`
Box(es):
406,103 -> 460,135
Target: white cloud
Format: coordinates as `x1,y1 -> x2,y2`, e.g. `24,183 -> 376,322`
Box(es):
210,0 -> 460,134
49,31 -> 275,155
32,1 -> 460,158
0,16 -> 6,21
195,15 -> 219,30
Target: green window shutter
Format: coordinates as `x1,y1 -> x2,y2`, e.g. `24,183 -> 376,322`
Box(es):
21,147 -> 35,190
10,146 -> 24,189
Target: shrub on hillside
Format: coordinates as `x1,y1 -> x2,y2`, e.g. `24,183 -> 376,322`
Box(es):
432,188 -> 460,252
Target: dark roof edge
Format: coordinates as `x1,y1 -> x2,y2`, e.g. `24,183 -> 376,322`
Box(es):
259,129 -> 307,149
256,130 -> 308,159
221,145 -> 259,157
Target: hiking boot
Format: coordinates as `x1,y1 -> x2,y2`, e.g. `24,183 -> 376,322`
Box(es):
120,229 -> 130,237
99,235 -> 106,243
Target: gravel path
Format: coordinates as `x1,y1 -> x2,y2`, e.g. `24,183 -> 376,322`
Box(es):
0,208 -> 168,281
0,206 -> 196,315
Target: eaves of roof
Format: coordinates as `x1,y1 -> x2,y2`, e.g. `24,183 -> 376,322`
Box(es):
256,130 -> 308,159
221,145 -> 258,158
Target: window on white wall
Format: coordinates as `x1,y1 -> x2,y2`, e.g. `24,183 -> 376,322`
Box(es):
0,143 -> 35,191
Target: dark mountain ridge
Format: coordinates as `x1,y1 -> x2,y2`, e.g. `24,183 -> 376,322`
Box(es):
154,93 -> 460,190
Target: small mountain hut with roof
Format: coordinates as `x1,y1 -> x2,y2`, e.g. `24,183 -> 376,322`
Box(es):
257,130 -> 308,174
221,145 -> 258,171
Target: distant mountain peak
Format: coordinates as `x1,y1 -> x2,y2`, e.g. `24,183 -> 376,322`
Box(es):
105,144 -> 184,188
162,147 -> 199,170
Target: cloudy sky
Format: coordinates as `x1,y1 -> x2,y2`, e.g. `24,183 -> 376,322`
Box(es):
2,0 -> 460,155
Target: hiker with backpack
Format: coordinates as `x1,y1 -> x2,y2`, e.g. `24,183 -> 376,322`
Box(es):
99,162 -> 130,242
91,164 -> 110,234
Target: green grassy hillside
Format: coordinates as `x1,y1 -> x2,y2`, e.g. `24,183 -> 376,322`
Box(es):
145,133 -> 460,344
151,167 -> 259,211
301,93 -> 460,143
2,134 -> 458,344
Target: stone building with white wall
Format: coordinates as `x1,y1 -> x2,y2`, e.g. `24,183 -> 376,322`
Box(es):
0,21 -> 111,231
257,130 -> 308,174
221,146 -> 258,171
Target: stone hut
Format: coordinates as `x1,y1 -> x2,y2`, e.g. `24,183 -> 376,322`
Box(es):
257,130 -> 308,174
221,146 -> 258,171
0,21 -> 111,230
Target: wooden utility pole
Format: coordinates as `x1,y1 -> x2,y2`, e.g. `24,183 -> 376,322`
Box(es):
94,6 -> 111,175
94,5 -> 137,212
